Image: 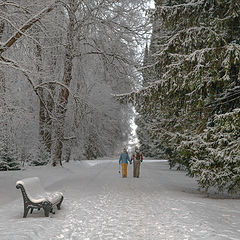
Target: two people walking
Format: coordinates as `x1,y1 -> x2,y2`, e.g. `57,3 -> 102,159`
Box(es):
119,147 -> 143,178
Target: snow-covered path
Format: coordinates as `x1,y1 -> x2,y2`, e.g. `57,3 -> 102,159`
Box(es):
0,160 -> 240,240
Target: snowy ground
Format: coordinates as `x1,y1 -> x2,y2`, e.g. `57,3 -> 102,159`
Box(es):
0,159 -> 240,240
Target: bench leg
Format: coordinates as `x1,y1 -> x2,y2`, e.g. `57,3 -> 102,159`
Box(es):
43,207 -> 50,217
44,210 -> 50,217
50,208 -> 55,214
57,196 -> 64,210
23,207 -> 30,218
30,208 -> 33,214
43,201 -> 52,217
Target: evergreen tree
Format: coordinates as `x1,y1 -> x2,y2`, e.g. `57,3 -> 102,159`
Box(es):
31,142 -> 50,166
189,109 -> 240,193
0,133 -> 21,171
120,0 -> 240,192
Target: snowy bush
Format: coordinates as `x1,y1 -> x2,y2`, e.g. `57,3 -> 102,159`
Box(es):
0,135 -> 21,171
30,142 -> 51,166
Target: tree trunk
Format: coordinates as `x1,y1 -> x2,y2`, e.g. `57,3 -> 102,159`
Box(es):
44,42 -> 58,154
0,70 -> 6,109
65,143 -> 72,162
35,43 -> 46,145
0,4 -> 6,110
52,2 -> 75,166
45,89 -> 54,153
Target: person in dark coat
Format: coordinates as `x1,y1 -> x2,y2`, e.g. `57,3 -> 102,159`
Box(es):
131,147 -> 143,178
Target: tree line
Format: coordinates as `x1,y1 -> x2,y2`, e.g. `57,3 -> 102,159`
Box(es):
0,0 -> 149,169
118,0 -> 240,193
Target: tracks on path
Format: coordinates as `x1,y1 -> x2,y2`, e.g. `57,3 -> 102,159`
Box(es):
1,160 -> 240,240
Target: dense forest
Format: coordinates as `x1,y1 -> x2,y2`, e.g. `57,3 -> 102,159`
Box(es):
118,0 -> 240,193
1,0 -> 240,193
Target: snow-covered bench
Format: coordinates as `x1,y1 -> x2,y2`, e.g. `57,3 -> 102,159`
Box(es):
16,177 -> 64,218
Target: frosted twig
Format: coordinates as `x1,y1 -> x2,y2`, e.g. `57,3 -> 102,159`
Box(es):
0,56 -> 57,121
0,0 -> 59,54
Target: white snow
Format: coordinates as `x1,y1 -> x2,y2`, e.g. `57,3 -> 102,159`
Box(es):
0,159 -> 240,240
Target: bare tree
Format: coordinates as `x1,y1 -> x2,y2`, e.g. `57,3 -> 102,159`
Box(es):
0,0 -> 151,167
50,0 -> 149,166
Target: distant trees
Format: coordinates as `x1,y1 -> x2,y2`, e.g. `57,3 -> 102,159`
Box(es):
49,0 -> 149,165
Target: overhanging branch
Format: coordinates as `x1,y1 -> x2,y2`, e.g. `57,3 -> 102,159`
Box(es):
0,0 -> 59,54
0,56 -> 56,120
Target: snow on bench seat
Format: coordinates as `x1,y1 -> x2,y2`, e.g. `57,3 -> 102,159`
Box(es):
16,177 -> 63,218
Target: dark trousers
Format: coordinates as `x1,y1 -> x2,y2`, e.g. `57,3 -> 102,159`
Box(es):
133,160 -> 141,177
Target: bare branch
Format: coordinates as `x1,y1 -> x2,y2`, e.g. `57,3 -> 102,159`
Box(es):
0,1 -> 31,13
0,14 -> 41,46
0,0 -> 59,54
34,81 -> 70,93
0,55 -> 57,121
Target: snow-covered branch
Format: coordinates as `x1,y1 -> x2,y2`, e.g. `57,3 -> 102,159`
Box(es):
206,86 -> 240,108
0,56 -> 56,120
0,0 -> 59,54
34,81 -> 70,93
0,1 -> 31,13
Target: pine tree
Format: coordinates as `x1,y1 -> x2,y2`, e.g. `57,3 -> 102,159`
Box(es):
189,109 -> 240,193
125,0 -> 240,191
